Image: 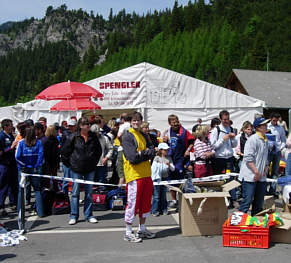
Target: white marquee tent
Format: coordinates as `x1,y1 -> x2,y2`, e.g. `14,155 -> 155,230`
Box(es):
0,62 -> 265,131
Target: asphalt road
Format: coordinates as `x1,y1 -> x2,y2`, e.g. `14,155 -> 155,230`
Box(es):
1,203 -> 290,263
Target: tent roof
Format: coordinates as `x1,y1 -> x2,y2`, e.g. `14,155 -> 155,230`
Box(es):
85,62 -> 265,109
232,69 -> 291,108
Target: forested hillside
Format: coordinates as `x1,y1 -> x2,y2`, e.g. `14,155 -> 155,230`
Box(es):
0,0 -> 290,107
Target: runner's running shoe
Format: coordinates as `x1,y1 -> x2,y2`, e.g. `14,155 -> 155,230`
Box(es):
136,229 -> 156,239
124,233 -> 142,243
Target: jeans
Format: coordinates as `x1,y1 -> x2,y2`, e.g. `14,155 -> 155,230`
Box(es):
151,183 -> 167,214
286,153 -> 291,176
0,165 -> 9,209
239,180 -> 267,216
62,164 -> 71,194
17,168 -> 44,217
70,170 -> 95,220
268,151 -> 280,195
7,165 -> 18,206
95,166 -> 108,183
213,157 -> 237,201
0,165 -> 18,208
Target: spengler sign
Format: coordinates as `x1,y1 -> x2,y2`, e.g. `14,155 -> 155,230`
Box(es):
97,81 -> 143,108
99,81 -> 141,89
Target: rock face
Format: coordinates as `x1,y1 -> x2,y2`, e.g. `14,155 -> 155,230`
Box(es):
0,12 -> 107,58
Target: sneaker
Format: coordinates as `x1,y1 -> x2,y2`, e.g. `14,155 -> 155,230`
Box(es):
168,200 -> 177,209
136,229 -> 156,239
152,212 -> 159,217
68,218 -> 77,225
162,210 -> 169,215
124,233 -> 142,243
87,217 -> 98,224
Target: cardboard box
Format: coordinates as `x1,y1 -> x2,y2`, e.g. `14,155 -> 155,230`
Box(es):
172,180 -> 240,236
283,202 -> 291,213
270,213 -> 291,244
263,195 -> 275,210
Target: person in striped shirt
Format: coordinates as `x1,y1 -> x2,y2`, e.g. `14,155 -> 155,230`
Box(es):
194,125 -> 215,178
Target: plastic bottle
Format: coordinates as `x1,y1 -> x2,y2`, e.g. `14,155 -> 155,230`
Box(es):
226,162 -> 231,174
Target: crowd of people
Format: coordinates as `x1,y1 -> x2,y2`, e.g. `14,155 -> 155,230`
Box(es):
0,110 -> 290,243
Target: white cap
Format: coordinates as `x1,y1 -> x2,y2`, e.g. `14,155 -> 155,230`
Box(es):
158,143 -> 170,150
90,124 -> 100,133
68,119 -> 77,126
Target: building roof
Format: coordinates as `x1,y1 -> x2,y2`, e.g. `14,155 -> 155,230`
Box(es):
232,69 -> 291,108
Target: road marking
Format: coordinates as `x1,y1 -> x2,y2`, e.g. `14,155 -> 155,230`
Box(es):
28,225 -> 179,234
23,214 -> 38,230
24,212 -> 179,234
171,213 -> 179,224
27,215 -> 38,222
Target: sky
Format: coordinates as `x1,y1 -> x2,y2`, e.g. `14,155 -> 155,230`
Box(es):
0,0 -> 193,25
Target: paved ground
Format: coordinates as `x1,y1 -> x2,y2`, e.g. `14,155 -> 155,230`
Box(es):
0,199 -> 290,263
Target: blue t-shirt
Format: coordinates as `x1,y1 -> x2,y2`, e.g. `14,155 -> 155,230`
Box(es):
169,128 -> 186,171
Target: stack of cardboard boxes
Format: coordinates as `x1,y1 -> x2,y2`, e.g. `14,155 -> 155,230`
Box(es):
270,202 -> 291,244
172,180 -> 291,244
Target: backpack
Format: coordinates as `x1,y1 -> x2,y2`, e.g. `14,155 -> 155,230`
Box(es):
107,188 -> 127,210
52,192 -> 70,215
182,178 -> 196,193
92,188 -> 109,211
41,189 -> 56,216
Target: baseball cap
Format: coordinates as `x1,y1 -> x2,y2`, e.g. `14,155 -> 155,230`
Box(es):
253,117 -> 270,129
158,143 -> 170,150
68,119 -> 77,126
90,124 -> 100,133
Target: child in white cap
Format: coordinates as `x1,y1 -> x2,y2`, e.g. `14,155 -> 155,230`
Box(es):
151,143 -> 175,216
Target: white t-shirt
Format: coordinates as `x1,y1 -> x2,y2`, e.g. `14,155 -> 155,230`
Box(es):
117,122 -> 131,151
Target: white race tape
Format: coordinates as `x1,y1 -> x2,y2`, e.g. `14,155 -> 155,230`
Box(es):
20,173 -> 233,188
223,173 -> 279,184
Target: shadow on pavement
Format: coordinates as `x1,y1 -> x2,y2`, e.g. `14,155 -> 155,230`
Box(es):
26,219 -> 50,230
155,227 -> 181,238
97,212 -> 124,221
0,254 -> 17,261
2,219 -> 19,231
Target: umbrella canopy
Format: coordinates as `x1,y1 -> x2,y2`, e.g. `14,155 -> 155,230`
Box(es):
36,81 -> 103,100
50,99 -> 101,111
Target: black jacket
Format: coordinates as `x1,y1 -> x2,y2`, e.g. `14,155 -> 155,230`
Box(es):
43,136 -> 60,174
61,131 -> 102,174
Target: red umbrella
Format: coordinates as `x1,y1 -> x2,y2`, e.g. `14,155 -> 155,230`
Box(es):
50,99 -> 101,111
36,81 -> 103,100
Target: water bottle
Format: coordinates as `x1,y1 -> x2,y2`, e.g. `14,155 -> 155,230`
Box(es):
226,162 -> 231,174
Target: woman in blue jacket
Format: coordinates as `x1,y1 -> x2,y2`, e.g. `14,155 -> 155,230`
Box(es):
16,126 -> 44,217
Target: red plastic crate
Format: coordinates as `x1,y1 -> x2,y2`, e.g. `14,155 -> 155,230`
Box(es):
223,222 -> 270,249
